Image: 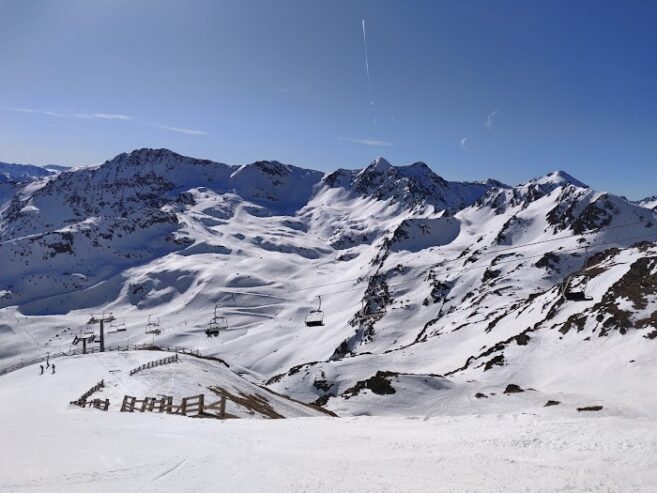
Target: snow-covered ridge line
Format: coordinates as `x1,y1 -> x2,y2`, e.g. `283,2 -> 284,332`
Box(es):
0,146 -> 656,420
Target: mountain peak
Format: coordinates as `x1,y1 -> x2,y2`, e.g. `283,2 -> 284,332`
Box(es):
549,170 -> 588,188
366,157 -> 393,172
249,160 -> 290,175
478,178 -> 509,189
523,170 -> 588,190
125,147 -> 182,161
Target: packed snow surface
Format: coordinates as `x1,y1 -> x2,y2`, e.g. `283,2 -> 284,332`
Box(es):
1,354 -> 656,492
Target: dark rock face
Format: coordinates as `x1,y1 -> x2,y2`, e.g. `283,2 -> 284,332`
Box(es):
577,405 -> 603,412
324,158 -> 497,212
342,371 -> 398,398
503,384 -> 524,394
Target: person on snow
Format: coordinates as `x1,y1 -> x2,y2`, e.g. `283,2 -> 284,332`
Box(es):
39,365 -> 44,375
51,364 -> 56,374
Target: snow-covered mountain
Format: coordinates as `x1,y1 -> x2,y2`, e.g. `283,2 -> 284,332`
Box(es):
0,161 -> 54,182
636,195 -> 657,211
323,157 -> 506,213
0,161 -> 59,215
1,148 -> 656,420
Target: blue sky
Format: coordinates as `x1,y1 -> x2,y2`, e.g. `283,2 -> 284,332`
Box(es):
0,0 -> 655,198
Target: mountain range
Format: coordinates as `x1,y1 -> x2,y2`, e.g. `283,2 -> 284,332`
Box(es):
0,148 -> 655,417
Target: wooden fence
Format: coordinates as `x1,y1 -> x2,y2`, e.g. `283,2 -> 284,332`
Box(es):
0,350 -> 78,377
70,379 -> 106,408
79,398 -> 110,411
0,344 -> 202,377
129,354 -> 179,376
107,344 -> 201,357
120,392 -> 226,419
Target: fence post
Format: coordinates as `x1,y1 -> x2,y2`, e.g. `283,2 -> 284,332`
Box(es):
120,395 -> 135,412
220,390 -> 226,419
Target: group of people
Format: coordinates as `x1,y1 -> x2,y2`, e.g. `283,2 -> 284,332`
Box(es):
39,356 -> 55,375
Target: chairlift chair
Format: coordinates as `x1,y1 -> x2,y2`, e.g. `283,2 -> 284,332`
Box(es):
205,305 -> 228,337
145,315 -> 162,335
72,333 -> 95,345
107,318 -> 127,334
205,323 -> 220,337
305,296 -> 325,327
216,316 -> 228,331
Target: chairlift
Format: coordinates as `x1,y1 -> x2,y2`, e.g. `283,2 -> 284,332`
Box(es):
83,321 -> 94,335
72,333 -> 95,345
145,315 -> 162,335
205,305 -> 228,337
72,332 -> 96,354
561,274 -> 593,302
107,318 -> 127,334
305,296 -> 325,327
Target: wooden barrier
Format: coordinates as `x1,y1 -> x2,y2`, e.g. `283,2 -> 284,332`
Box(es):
204,389 -> 227,419
119,393 -> 226,419
120,395 -> 136,412
129,354 -> 179,376
70,380 -> 106,409
82,398 -> 110,411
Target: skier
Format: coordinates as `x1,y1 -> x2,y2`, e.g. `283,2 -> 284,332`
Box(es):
52,364 -> 56,374
39,364 -> 44,375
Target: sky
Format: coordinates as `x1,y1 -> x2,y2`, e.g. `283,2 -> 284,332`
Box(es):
0,0 -> 656,199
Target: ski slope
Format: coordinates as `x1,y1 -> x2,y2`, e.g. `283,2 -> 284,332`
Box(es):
1,354 -> 656,492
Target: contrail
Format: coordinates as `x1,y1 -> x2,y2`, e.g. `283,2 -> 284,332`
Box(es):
361,19 -> 376,123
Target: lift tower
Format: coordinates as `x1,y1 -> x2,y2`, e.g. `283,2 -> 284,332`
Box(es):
87,313 -> 115,352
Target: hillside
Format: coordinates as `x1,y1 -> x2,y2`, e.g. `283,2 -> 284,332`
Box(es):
0,148 -> 656,421
0,161 -> 53,182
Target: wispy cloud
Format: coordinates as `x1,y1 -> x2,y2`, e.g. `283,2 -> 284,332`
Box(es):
460,137 -> 469,150
152,124 -> 208,136
11,107 -> 66,118
6,106 -> 207,136
485,110 -> 498,129
337,137 -> 393,147
9,107 -> 130,120
43,110 -> 66,118
75,113 -> 132,120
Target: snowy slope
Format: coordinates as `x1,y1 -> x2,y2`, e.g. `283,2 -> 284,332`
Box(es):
2,367 -> 656,493
0,148 -> 656,422
0,161 -> 57,213
0,161 -> 53,182
637,195 -> 657,211
0,350 -> 328,419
